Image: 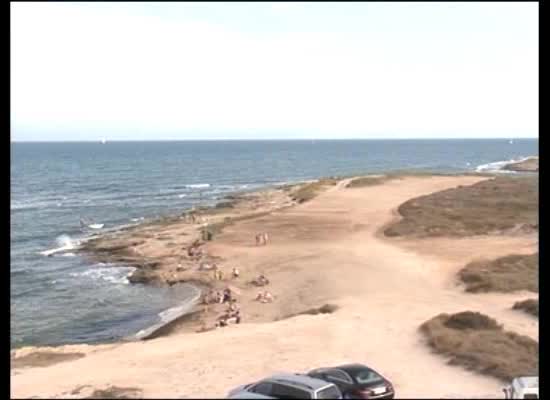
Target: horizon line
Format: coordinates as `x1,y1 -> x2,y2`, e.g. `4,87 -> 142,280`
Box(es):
11,137 -> 539,143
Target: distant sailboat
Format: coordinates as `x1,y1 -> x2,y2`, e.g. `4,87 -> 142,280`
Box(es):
509,139 -> 514,144
100,138 -> 107,144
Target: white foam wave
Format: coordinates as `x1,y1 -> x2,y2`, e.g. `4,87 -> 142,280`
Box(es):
56,234 -> 79,248
475,158 -> 527,173
70,266 -> 136,285
61,252 -> 76,257
185,183 -> 210,189
11,200 -> 49,211
39,235 -> 81,256
131,217 -> 145,222
177,194 -> 187,198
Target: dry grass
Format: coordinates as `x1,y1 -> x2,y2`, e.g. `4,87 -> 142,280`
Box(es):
346,176 -> 396,188
458,253 -> 538,293
384,176 -> 538,238
420,311 -> 538,382
290,178 -> 339,203
277,304 -> 339,320
84,386 -> 142,399
513,299 -> 539,317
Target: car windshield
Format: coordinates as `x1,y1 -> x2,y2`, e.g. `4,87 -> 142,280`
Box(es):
316,385 -> 342,399
351,369 -> 384,385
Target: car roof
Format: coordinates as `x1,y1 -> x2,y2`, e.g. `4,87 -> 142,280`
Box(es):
266,374 -> 335,391
310,364 -> 371,375
515,377 -> 539,389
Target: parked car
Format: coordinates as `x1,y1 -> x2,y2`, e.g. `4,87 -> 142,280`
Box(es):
307,364 -> 394,399
227,373 -> 343,399
503,376 -> 538,399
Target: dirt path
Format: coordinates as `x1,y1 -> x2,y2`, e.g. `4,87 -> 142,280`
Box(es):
11,176 -> 537,399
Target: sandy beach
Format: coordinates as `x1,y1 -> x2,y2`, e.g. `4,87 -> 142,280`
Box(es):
11,175 -> 538,398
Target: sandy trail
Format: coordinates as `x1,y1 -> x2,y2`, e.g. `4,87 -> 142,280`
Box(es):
11,176 -> 537,399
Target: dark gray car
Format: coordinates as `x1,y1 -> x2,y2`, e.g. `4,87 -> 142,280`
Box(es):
227,373 -> 343,399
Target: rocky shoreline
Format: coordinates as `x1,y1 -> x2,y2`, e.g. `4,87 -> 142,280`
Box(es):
76,180 -> 326,337
502,156 -> 539,172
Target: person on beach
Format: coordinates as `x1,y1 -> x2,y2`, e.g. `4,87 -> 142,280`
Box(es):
263,232 -> 269,246
258,274 -> 269,285
216,291 -> 223,304
255,291 -> 265,301
227,300 -> 239,313
255,233 -> 261,246
232,267 -> 240,279
262,291 -> 274,303
222,288 -> 232,303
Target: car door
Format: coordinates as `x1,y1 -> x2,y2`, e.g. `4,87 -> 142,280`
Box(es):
322,370 -> 354,396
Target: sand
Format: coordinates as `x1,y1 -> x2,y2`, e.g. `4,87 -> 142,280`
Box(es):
11,176 -> 538,399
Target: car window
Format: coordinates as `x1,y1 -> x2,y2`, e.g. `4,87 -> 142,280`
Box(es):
316,385 -> 342,399
271,383 -> 312,399
251,382 -> 273,395
325,370 -> 353,384
351,369 -> 383,385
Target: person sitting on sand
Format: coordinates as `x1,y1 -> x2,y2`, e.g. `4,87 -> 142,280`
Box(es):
255,291 -> 265,302
198,262 -> 209,271
227,301 -> 239,313
232,267 -> 240,279
261,291 -> 274,303
216,291 -> 223,304
222,288 -> 232,303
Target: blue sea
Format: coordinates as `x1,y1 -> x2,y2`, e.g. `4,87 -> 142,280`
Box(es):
10,139 -> 538,348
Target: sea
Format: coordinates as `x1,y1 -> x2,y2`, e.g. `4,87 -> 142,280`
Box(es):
10,139 -> 538,348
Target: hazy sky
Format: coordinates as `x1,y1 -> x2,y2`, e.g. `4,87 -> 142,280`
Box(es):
11,2 -> 538,141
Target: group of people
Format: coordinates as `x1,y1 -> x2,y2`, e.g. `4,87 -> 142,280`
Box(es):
216,299 -> 242,327
202,287 -> 234,305
200,287 -> 242,328
255,232 -> 269,246
207,265 -> 240,281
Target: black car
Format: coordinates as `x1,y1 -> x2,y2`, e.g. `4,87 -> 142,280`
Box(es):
308,364 -> 394,399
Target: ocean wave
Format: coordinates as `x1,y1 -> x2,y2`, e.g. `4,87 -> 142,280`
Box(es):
11,200 -> 50,211
177,194 -> 187,198
185,183 -> 210,189
70,265 -> 136,285
38,234 -> 81,257
475,157 -> 529,173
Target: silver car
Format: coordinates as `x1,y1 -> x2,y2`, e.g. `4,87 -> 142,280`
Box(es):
227,373 -> 343,399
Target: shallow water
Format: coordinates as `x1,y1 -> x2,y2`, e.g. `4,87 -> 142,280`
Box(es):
10,139 -> 538,347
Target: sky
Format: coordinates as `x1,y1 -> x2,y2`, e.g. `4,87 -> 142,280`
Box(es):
11,2 -> 538,141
